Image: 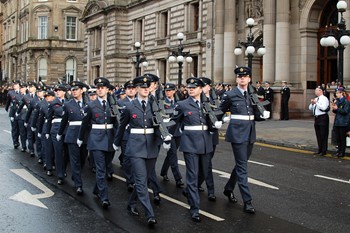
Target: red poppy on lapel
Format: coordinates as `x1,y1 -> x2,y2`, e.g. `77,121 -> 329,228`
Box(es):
188,111 -> 192,115
95,113 -> 99,118
55,104 -> 60,108
70,109 -> 74,113
132,114 -> 137,119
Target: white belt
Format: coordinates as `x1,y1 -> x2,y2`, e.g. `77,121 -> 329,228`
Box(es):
230,115 -> 255,120
52,118 -> 62,123
184,125 -> 208,131
130,128 -> 154,134
91,124 -> 113,129
69,121 -> 82,126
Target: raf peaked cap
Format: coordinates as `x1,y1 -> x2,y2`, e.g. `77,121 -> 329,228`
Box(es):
44,90 -> 55,97
94,77 -> 110,88
133,75 -> 152,87
70,81 -> 87,90
27,81 -> 37,87
124,80 -> 136,88
186,77 -> 205,88
234,66 -> 251,76
20,82 -> 28,88
164,83 -> 176,91
55,84 -> 68,92
144,73 -> 159,82
199,77 -> 212,86
12,80 -> 21,84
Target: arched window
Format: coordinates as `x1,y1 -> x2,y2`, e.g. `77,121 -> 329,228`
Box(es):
66,58 -> 76,82
38,58 -> 47,81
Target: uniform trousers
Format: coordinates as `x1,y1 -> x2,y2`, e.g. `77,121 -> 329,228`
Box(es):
10,118 -> 19,146
334,126 -> 347,155
225,142 -> 254,203
128,157 -> 157,219
51,132 -> 66,179
44,135 -> 54,170
198,145 -> 216,195
183,152 -> 210,216
17,119 -> 27,150
160,136 -> 182,181
26,120 -> 35,154
67,143 -> 88,188
91,150 -> 114,201
121,139 -> 134,185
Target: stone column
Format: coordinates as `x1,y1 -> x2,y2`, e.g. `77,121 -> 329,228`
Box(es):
263,0 -> 276,83
214,0 -> 224,83
223,0 -> 236,83
275,0 -> 290,83
100,24 -> 106,76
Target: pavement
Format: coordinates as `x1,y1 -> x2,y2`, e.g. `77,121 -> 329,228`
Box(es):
218,117 -> 347,155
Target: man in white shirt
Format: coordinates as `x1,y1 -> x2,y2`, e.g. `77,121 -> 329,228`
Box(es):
309,86 -> 330,156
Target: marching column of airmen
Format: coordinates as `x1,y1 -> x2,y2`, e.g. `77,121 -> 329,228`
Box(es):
4,66 -> 270,226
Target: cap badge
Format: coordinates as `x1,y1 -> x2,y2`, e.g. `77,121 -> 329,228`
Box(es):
240,68 -> 244,72
143,77 -> 147,82
98,79 -> 102,83
190,79 -> 194,83
72,82 -> 76,86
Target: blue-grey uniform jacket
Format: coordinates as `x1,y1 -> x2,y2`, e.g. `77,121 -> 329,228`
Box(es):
5,90 -> 20,118
114,99 -> 160,159
17,93 -> 34,121
219,87 -> 257,144
171,97 -> 213,154
117,97 -> 132,141
25,96 -> 41,124
78,99 -> 117,152
36,100 -> 50,135
45,98 -> 65,135
332,97 -> 350,127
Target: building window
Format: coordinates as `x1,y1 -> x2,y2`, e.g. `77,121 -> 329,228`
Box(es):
66,16 -> 77,40
159,11 -> 168,38
65,58 -> 76,81
38,58 -> 48,81
91,27 -> 102,56
38,16 -> 48,39
190,2 -> 200,32
135,19 -> 144,43
158,59 -> 167,83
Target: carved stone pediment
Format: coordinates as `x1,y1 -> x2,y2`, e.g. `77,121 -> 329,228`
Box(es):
81,1 -> 108,20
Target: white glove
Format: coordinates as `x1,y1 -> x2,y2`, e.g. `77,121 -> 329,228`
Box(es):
56,134 -> 62,141
214,121 -> 223,129
10,117 -> 14,122
261,111 -> 270,119
222,116 -> 230,123
24,122 -> 28,128
77,139 -> 83,147
37,133 -> 42,138
113,144 -> 119,151
15,112 -> 19,117
45,134 -> 50,139
31,127 -> 36,132
163,135 -> 172,142
163,142 -> 171,151
163,118 -> 170,123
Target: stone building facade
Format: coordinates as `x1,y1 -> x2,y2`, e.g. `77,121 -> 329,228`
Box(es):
1,0 -> 88,84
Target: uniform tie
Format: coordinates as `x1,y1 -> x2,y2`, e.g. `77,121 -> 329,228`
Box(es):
77,101 -> 82,109
102,100 -> 106,111
195,100 -> 200,108
61,99 -> 64,105
243,91 -> 247,99
141,100 -> 146,111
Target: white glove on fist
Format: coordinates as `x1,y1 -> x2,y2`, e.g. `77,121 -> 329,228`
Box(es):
31,127 -> 36,132
222,116 -> 230,123
163,135 -> 172,142
10,117 -> 14,122
77,139 -> 83,147
214,121 -> 223,129
163,142 -> 171,151
15,112 -> 19,117
261,111 -> 270,119
37,133 -> 42,138
56,134 -> 62,141
113,144 -> 119,151
24,122 -> 28,128
45,134 -> 50,139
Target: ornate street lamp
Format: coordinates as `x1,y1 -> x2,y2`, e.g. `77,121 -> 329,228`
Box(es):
134,42 -> 148,77
320,1 -> 350,85
234,18 -> 266,72
168,32 -> 193,88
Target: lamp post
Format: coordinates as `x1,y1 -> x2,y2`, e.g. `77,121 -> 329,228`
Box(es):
168,32 -> 193,88
234,18 -> 266,73
320,1 -> 350,85
134,42 -> 148,77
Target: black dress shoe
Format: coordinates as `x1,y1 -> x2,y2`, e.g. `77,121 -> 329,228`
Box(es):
153,194 -> 161,205
162,175 -> 169,181
208,194 -> 216,202
92,190 -> 100,199
147,217 -> 157,226
127,205 -> 139,216
127,183 -> 134,192
107,173 -> 113,181
182,190 -> 188,198
43,164 -> 47,170
198,186 -> 205,192
102,200 -> 110,209
223,190 -> 238,203
332,153 -> 339,157
21,148 -> 26,152
47,170 -> 52,176
30,153 -> 35,157
243,201 -> 256,214
38,159 -> 43,164
176,179 -> 184,188
91,168 -> 96,173
14,143 -> 20,149
76,187 -> 83,195
57,179 -> 63,185
191,214 -> 201,222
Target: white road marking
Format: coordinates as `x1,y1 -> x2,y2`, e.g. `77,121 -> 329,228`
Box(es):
3,130 -> 11,134
112,174 -> 225,222
314,175 -> 350,184
248,160 -> 274,167
178,160 -> 279,190
9,169 -> 55,209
